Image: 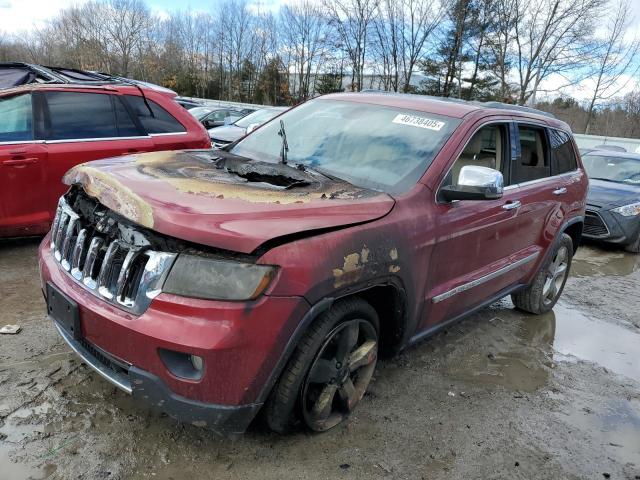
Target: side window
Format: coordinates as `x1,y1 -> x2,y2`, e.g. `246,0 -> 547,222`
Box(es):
114,97 -> 142,137
0,94 -> 33,142
125,95 -> 186,134
512,125 -> 550,184
445,124 -> 506,187
44,92 -> 118,140
549,129 -> 577,174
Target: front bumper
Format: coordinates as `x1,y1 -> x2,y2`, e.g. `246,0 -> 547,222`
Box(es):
39,236 -> 310,433
583,208 -> 640,246
52,320 -> 260,433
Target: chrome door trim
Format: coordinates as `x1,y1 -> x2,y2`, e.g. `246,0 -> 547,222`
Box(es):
44,135 -> 151,144
149,131 -> 188,137
432,252 -> 539,303
0,140 -> 46,146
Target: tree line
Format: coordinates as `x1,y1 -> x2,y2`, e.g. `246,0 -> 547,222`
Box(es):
0,0 -> 639,138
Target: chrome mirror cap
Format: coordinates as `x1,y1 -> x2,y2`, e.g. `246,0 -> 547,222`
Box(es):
458,165 -> 504,199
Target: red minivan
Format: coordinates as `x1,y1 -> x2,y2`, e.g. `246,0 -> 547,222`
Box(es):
38,93 -> 588,435
0,83 -> 210,237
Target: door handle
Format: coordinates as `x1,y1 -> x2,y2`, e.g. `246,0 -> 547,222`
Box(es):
502,200 -> 521,210
2,158 -> 39,166
553,187 -> 568,195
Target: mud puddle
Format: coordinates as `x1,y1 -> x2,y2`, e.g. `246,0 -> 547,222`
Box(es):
572,245 -> 640,277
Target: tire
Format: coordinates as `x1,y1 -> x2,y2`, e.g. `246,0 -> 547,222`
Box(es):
624,234 -> 640,253
264,297 -> 379,433
511,233 -> 573,315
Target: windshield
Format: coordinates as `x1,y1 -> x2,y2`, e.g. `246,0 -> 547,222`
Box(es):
189,107 -> 213,118
583,154 -> 640,185
235,109 -> 282,128
230,99 -> 460,193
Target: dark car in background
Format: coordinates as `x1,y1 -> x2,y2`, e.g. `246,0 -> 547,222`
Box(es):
189,106 -> 253,129
582,150 -> 640,252
209,106 -> 288,148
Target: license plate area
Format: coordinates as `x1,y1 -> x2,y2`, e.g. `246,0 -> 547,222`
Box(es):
46,282 -> 81,340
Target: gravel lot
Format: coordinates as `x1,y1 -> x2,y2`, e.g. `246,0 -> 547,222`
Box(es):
1,238 -> 639,480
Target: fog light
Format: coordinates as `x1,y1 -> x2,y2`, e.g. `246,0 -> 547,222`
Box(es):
190,355 -> 204,372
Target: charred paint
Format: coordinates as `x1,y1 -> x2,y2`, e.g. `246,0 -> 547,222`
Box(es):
134,151 -> 376,205
63,165 -> 154,228
332,245 -> 399,288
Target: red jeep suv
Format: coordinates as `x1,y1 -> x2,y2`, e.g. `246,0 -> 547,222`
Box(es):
0,82 -> 210,237
38,93 -> 587,434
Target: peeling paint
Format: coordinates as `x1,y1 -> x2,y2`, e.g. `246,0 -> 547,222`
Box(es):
333,251 -> 367,288
64,165 -> 154,228
389,265 -> 401,273
390,248 -> 398,260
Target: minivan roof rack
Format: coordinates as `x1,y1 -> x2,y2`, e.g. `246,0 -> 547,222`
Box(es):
0,62 -> 174,94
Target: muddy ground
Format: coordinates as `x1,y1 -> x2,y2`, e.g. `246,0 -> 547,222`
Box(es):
1,238 -> 639,480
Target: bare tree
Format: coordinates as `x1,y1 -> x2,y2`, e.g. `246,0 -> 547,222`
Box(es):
511,0 -> 607,105
584,0 -> 639,133
324,0 -> 379,91
280,1 -> 327,101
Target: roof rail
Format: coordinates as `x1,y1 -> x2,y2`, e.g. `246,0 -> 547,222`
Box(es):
355,90 -> 556,118
476,101 -> 556,119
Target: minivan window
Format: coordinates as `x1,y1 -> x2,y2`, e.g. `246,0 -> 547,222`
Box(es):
0,94 -> 33,142
231,99 -> 461,193
549,129 -> 577,174
44,92 -> 119,140
126,96 -> 186,134
512,126 -> 550,183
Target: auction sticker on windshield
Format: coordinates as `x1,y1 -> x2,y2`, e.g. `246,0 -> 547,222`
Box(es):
392,114 -> 445,131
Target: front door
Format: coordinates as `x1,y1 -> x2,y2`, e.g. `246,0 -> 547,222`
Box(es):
421,122 -> 537,330
0,92 -> 50,237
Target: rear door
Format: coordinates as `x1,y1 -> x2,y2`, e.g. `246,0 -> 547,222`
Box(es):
0,92 -> 49,236
39,90 -> 154,212
423,121 -> 534,328
509,123 -> 569,262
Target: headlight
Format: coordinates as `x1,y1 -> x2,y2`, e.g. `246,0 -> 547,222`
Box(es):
612,202 -> 640,217
162,254 -> 276,301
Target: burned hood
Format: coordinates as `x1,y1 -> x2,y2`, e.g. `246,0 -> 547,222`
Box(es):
63,150 -> 395,254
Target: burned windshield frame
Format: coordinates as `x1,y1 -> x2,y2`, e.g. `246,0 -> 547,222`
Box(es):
229,99 -> 461,194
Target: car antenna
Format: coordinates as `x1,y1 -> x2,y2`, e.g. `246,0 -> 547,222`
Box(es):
278,119 -> 288,165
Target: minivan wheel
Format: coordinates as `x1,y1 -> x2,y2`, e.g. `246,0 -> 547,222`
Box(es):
511,233 -> 573,315
264,298 -> 379,433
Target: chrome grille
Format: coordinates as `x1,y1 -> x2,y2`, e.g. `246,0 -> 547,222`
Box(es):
50,197 -> 176,315
584,210 -> 610,238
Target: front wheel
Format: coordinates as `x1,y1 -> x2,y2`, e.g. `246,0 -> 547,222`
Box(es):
624,233 -> 640,253
511,234 -> 573,314
264,298 -> 379,433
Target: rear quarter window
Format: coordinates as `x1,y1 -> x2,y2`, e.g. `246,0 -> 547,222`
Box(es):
125,95 -> 186,134
549,129 -> 578,174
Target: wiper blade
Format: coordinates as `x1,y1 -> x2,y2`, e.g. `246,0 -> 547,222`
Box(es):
278,119 -> 289,165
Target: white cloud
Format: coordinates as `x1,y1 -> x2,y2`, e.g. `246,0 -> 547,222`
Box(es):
0,0 -> 86,33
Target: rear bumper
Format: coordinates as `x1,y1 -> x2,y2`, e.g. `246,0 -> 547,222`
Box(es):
52,320 -> 260,433
583,208 -> 640,246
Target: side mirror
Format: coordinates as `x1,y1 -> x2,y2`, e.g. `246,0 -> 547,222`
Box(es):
203,119 -> 214,128
441,165 -> 504,201
245,123 -> 260,134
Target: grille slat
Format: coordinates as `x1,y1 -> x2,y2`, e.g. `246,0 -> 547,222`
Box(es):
584,210 -> 609,237
50,197 -> 176,315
